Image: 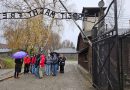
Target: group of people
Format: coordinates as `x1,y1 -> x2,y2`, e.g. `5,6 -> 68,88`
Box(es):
14,52 -> 66,79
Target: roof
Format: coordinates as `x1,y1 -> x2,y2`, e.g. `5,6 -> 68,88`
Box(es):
54,48 -> 77,54
0,43 -> 11,53
0,43 -> 8,49
0,49 -> 11,53
82,7 -> 106,17
81,31 -> 91,42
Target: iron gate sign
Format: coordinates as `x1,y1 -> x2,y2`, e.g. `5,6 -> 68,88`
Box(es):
0,7 -> 87,20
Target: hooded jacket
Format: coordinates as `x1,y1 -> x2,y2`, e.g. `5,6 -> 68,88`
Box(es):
40,54 -> 46,68
24,56 -> 31,64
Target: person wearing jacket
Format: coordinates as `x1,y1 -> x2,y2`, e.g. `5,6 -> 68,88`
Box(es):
45,54 -> 52,76
19,58 -> 23,73
35,54 -> 41,79
51,54 -> 58,76
24,55 -> 31,74
59,56 -> 66,73
30,55 -> 36,74
14,58 -> 22,78
39,53 -> 46,78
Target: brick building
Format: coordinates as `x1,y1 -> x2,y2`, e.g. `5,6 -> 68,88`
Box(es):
77,7 -> 106,73
77,31 -> 92,73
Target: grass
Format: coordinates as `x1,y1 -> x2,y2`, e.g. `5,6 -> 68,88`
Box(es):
3,57 -> 15,69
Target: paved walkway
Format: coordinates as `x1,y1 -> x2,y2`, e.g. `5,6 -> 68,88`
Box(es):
0,61 -> 95,90
0,69 -> 14,80
0,69 -> 13,75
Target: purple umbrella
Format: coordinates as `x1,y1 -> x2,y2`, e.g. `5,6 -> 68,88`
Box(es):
12,51 -> 27,59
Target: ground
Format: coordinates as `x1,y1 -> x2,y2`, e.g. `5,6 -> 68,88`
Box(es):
0,61 -> 95,90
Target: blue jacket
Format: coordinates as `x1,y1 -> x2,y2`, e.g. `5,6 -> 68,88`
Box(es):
52,54 -> 58,64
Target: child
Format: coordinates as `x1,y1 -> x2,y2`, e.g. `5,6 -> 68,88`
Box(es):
59,56 -> 66,73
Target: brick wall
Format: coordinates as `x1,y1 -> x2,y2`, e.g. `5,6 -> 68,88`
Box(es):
77,33 -> 92,73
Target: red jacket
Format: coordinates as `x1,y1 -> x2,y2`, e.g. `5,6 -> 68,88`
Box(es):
40,54 -> 45,67
24,56 -> 31,64
31,56 -> 36,64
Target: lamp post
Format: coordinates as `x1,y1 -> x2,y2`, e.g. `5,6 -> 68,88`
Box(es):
114,0 -> 123,90
98,0 -> 105,8
98,0 -> 105,34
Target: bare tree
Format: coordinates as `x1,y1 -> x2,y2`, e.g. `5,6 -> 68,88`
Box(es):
106,0 -> 125,28
1,0 -> 77,54
61,40 -> 75,48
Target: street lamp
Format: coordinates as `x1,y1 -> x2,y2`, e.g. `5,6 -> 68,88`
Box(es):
98,0 -> 105,34
98,0 -> 105,8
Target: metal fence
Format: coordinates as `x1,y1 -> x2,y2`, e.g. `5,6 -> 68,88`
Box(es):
120,32 -> 130,90
92,18 -> 130,90
92,27 -> 120,90
91,0 -> 130,89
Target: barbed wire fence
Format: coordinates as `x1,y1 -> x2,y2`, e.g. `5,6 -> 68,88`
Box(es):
92,0 -> 130,90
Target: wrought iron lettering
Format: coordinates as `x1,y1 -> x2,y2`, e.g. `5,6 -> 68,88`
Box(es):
60,13 -> 65,19
0,7 -> 87,20
39,8 -> 44,14
3,13 -> 7,19
28,11 -> 32,17
11,12 -> 15,18
68,13 -> 72,19
45,9 -> 50,16
32,9 -> 39,16
18,12 -> 22,18
50,11 -> 55,18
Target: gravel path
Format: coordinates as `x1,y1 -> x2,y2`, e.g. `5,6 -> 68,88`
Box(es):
0,61 -> 95,90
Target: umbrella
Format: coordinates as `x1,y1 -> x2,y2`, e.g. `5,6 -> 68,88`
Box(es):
50,52 -> 59,57
12,51 -> 27,59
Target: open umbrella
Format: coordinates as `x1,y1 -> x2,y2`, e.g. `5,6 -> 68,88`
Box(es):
12,51 -> 27,59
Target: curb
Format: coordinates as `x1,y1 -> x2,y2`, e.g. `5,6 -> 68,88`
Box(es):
0,70 -> 13,76
0,75 -> 14,82
0,72 -> 23,82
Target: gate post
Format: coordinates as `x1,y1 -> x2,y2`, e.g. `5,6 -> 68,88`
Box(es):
114,0 -> 123,90
92,27 -> 98,88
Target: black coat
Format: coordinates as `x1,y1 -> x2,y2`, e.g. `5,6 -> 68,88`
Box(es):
15,59 -> 22,72
15,59 -> 23,65
59,57 -> 65,66
35,54 -> 41,68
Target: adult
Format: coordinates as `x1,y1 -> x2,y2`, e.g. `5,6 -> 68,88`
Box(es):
45,54 -> 52,76
59,56 -> 66,73
35,54 -> 41,79
51,53 -> 59,76
14,58 -> 22,78
39,53 -> 46,78
19,58 -> 23,73
30,55 -> 36,74
24,55 -> 31,74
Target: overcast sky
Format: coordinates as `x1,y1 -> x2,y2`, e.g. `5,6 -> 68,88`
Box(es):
0,0 -> 130,47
